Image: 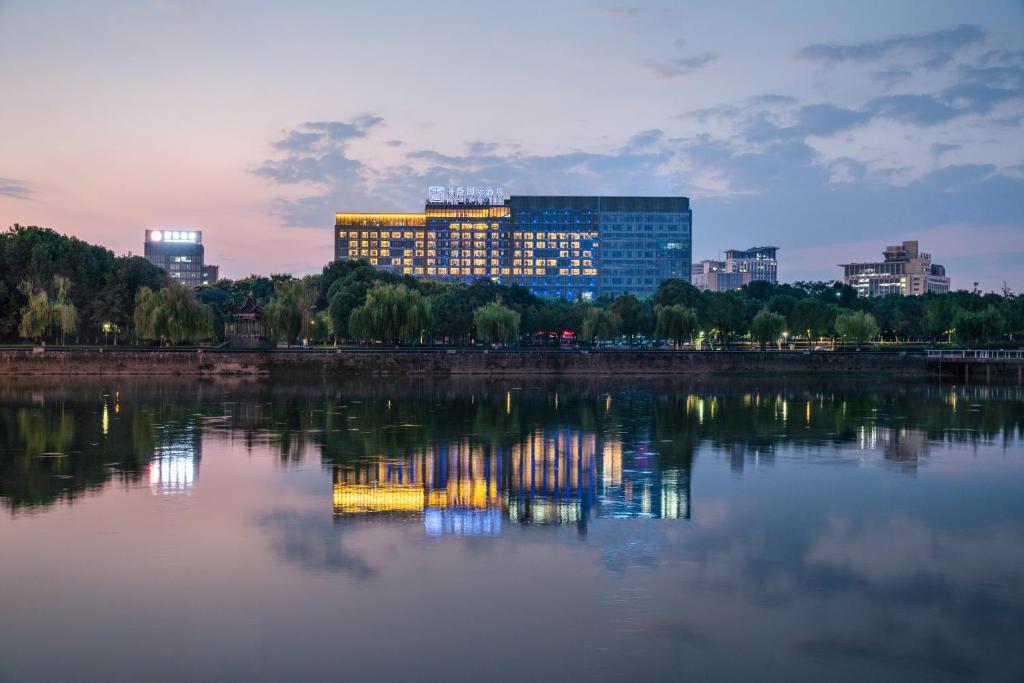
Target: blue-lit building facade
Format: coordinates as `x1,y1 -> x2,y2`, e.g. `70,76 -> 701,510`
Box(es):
335,188 -> 692,298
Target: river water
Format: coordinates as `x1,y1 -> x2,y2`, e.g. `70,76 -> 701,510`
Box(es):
0,377 -> 1022,682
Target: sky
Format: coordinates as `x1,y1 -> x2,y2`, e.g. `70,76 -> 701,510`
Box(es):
1,0 -> 1022,291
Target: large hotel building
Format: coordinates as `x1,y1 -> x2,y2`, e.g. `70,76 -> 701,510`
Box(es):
840,240 -> 950,297
335,187 -> 692,298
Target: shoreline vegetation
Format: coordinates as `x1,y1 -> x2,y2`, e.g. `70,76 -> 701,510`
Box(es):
2,224 -> 1022,353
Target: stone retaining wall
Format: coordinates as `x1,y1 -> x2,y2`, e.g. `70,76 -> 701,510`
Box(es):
0,348 -> 929,377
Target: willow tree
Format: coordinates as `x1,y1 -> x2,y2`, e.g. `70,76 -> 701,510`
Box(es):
473,302 -> 520,345
134,282 -> 214,345
17,282 -> 51,342
834,310 -> 879,350
953,306 -> 1004,345
750,308 -> 786,351
654,304 -> 698,348
265,278 -> 314,345
579,307 -> 621,345
349,283 -> 430,345
51,275 -> 78,345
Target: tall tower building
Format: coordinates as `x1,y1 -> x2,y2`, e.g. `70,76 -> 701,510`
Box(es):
144,229 -> 217,287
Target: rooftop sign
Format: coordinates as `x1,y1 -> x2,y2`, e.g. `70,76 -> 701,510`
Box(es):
148,229 -> 200,243
427,186 -> 504,206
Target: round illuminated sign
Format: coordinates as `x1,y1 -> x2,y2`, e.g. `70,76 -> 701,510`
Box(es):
151,230 -> 163,242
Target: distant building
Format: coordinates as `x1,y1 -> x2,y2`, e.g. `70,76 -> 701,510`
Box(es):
692,258 -> 751,292
707,269 -> 751,292
725,246 -> 778,284
839,240 -> 950,297
144,229 -> 218,288
690,263 -> 707,290
692,246 -> 777,292
335,188 -> 692,299
201,265 -> 219,286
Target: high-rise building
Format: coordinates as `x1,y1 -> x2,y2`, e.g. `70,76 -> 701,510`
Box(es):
144,229 -> 218,288
335,188 -> 692,299
839,240 -> 950,297
725,246 -> 778,284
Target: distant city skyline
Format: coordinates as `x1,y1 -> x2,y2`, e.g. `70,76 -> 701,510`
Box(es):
1,0 -> 1022,291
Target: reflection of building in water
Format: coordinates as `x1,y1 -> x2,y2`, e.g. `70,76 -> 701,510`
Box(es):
148,428 -> 201,494
878,427 -> 929,472
332,441 -> 503,536
596,439 -> 690,520
331,428 -> 692,534
855,425 -> 930,473
506,429 -> 596,529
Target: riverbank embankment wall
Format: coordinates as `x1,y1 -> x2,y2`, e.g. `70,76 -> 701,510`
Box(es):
0,348 -> 932,377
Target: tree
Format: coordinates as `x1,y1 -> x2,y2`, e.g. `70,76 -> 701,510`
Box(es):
953,306 -> 1004,345
791,298 -> 836,344
265,278 -> 314,345
521,298 -> 585,343
750,309 -> 786,351
652,278 -> 705,313
654,304 -> 698,347
610,293 -> 651,343
17,282 -> 51,342
349,283 -> 430,345
834,310 -> 879,350
51,275 -> 78,345
94,256 -> 166,343
579,307 -> 620,344
1,224 -> 167,343
473,302 -> 521,345
923,294 -> 956,342
326,262 -> 405,341
134,282 -> 214,345
705,291 -> 746,349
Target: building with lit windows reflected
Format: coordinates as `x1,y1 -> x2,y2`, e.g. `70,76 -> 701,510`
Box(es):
335,187 -> 692,298
148,428 -> 201,494
330,428 -> 691,535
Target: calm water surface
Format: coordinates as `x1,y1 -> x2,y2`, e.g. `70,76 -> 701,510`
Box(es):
1,377 -> 1022,682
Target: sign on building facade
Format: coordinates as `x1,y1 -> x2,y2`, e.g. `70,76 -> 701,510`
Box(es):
427,186 -> 504,206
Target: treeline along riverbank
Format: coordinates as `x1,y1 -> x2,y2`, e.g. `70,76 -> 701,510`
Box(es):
0,347 -> 932,377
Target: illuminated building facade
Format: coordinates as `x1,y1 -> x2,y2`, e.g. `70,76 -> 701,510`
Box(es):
144,229 -> 218,288
426,205 -> 511,282
840,240 -> 950,297
725,246 -> 778,284
335,188 -> 692,298
507,196 -> 600,299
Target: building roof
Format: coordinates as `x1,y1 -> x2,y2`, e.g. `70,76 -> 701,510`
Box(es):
229,295 -> 262,317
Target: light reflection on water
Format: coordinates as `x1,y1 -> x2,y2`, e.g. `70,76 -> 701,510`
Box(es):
0,377 -> 1022,682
